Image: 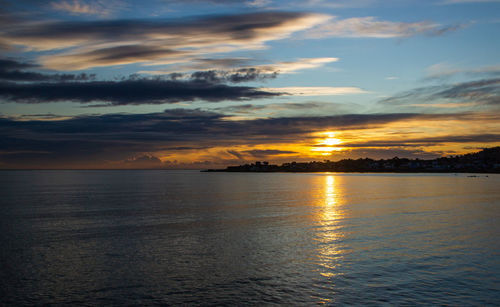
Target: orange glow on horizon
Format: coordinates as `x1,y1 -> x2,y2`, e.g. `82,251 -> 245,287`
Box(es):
59,115 -> 500,169
311,131 -> 344,155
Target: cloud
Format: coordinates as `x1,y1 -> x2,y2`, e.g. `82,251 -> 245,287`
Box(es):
250,57 -> 339,74
226,150 -> 244,160
1,110 -> 498,168
425,62 -> 462,80
245,0 -> 272,7
214,102 -> 324,114
298,0 -> 376,8
0,58 -> 96,81
425,63 -> 500,80
440,0 -> 500,4
0,61 -> 363,103
214,104 -> 267,114
379,78 -> 500,107
187,68 -> 278,83
50,0 -> 126,16
305,16 -> 463,39
51,0 -> 102,15
140,57 -> 338,85
243,149 -> 298,157
1,12 -> 330,70
0,78 -> 280,105
0,58 -> 36,70
39,46 -> 189,71
0,71 -> 95,82
141,57 -> 338,78
212,101 -> 362,119
331,134 -> 500,148
161,0 -> 260,4
435,79 -> 500,105
0,110 -> 480,143
332,148 -> 441,160
119,154 -> 164,169
0,57 -> 357,104
165,58 -> 253,71
262,86 -> 366,96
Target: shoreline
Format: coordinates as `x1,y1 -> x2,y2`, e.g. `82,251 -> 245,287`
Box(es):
202,169 -> 499,174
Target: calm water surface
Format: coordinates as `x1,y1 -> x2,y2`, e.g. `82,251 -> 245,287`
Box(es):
1,171 -> 499,305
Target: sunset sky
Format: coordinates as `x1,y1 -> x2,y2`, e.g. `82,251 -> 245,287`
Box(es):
1,0 -> 499,169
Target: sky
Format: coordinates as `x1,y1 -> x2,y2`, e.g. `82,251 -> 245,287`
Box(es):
0,0 -> 499,169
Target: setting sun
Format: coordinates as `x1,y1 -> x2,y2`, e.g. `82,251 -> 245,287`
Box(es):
312,132 -> 344,155
324,137 -> 342,146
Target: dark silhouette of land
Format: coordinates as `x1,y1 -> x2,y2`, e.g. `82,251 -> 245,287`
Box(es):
205,147 -> 500,173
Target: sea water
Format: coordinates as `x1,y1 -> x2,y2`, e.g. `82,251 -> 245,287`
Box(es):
1,171 -> 499,305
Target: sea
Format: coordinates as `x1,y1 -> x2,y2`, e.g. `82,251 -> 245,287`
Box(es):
1,170 -> 499,306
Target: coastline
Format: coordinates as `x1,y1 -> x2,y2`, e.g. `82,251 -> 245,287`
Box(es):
204,147 -> 500,174
203,169 -> 499,174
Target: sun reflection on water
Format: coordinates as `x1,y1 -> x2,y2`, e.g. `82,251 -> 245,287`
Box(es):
316,175 -> 345,279
326,176 -> 337,207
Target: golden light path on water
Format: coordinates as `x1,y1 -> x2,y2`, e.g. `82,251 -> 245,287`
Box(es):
316,175 -> 345,281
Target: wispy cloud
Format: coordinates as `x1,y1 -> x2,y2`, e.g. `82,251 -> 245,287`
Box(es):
425,62 -> 500,80
299,0 -> 376,8
216,102 -> 325,112
253,57 -> 339,74
263,86 -> 366,96
212,101 -> 357,119
380,78 -> 500,107
50,0 -> 125,16
1,12 -> 330,70
244,0 -> 272,7
147,57 -> 338,74
440,0 -> 500,4
140,57 -> 339,81
305,16 -> 463,38
339,133 -> 500,148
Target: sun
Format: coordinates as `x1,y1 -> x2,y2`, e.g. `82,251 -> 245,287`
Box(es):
311,131 -> 344,155
324,137 -> 342,146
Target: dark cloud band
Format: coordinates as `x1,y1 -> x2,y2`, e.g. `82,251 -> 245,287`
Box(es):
0,79 -> 280,104
1,110 -> 497,168
0,58 -> 96,81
